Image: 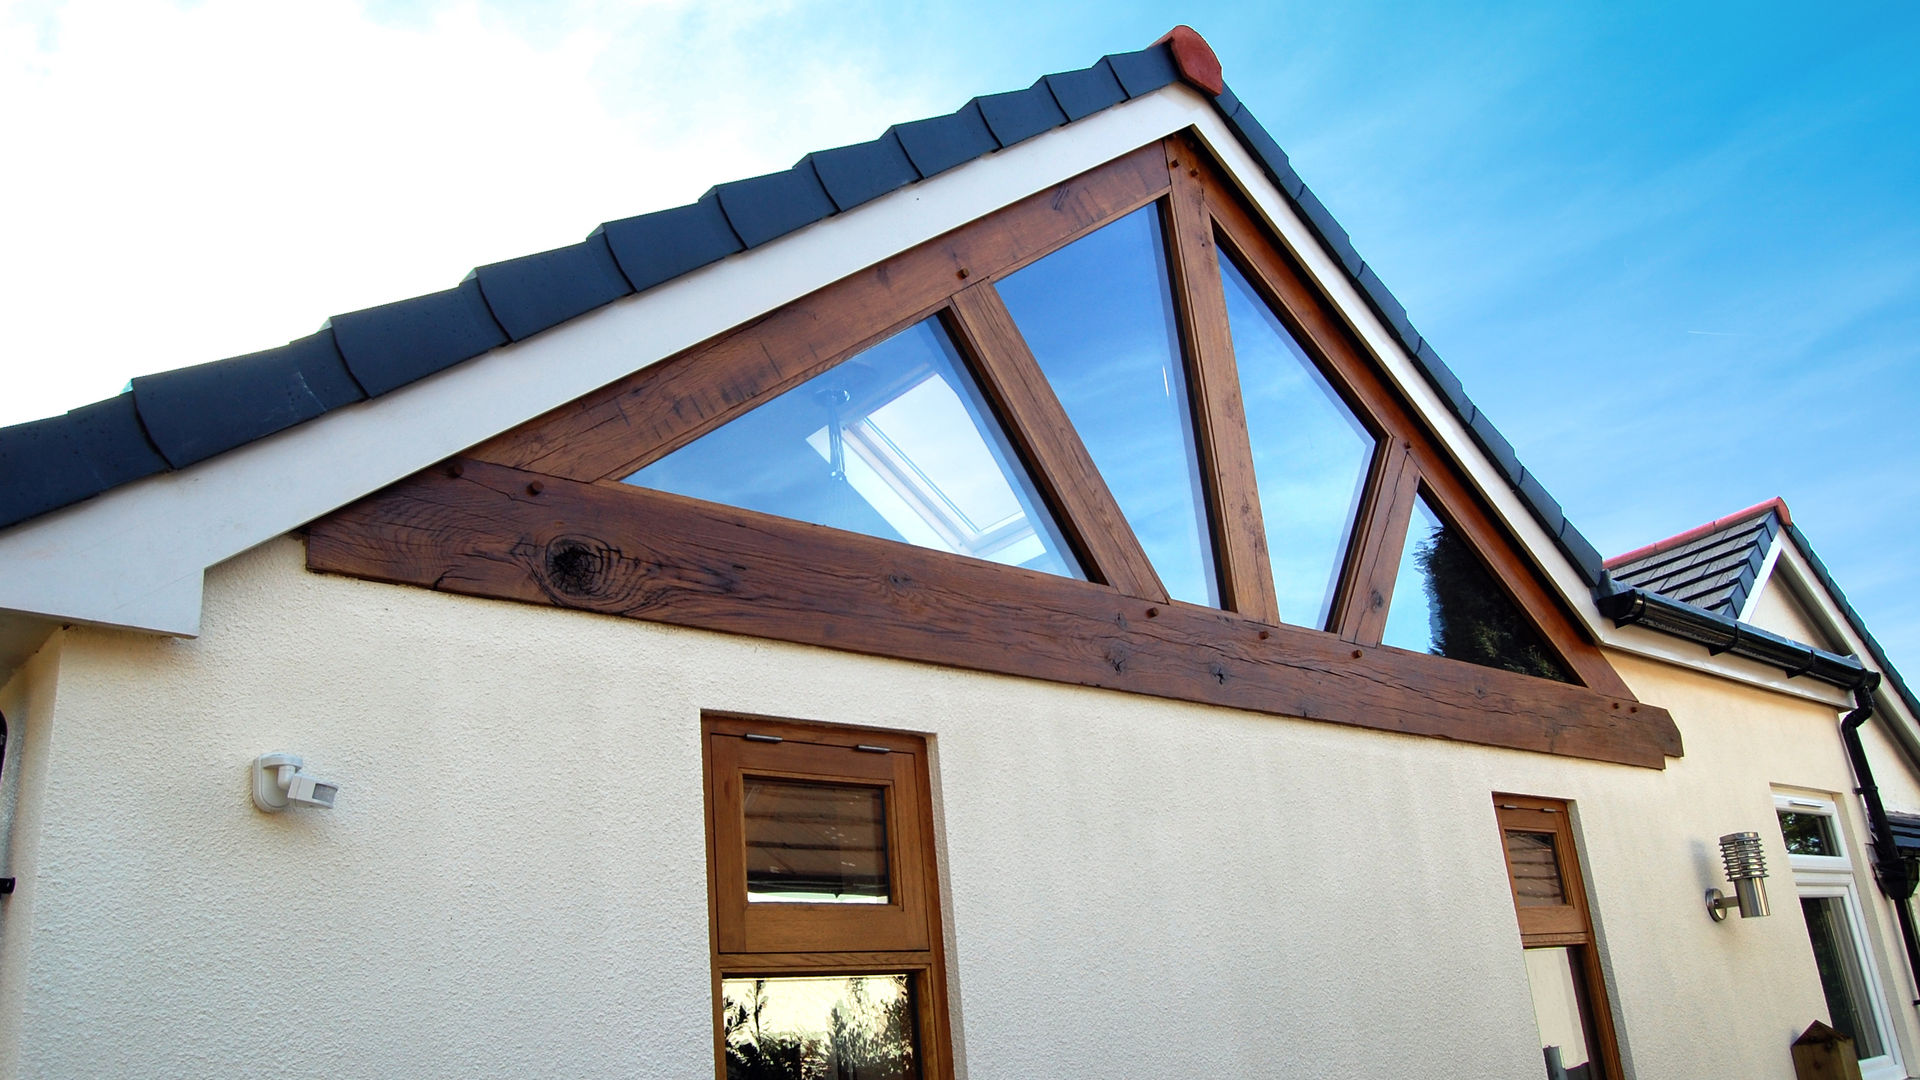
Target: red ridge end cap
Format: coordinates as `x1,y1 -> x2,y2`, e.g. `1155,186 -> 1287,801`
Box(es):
1153,25 -> 1224,97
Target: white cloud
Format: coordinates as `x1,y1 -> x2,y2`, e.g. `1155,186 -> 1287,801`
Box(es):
0,0 -> 939,425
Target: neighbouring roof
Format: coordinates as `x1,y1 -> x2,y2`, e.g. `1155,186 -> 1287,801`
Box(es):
1606,498 -> 1788,617
0,28 -> 1611,597
1607,498 -> 1920,722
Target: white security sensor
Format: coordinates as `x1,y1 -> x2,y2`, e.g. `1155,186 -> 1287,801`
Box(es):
251,752 -> 340,813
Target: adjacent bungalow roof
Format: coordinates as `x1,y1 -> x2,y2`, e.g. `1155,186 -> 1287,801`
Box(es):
1608,499 -> 1920,762
1607,498 -> 1789,618
0,29 -> 1606,593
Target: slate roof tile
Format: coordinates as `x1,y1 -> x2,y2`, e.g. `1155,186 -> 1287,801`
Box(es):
801,133 -> 922,213
712,163 -> 839,249
131,330 -> 365,469
327,277 -> 509,398
595,192 -> 744,294
473,233 -> 634,342
0,394 -> 168,529
890,101 -> 1001,179
1040,61 -> 1126,121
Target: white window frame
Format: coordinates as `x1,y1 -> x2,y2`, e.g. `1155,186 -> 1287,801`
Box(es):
1775,793 -> 1905,1080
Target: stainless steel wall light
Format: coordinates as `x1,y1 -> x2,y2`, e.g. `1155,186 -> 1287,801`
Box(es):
1706,831 -> 1771,921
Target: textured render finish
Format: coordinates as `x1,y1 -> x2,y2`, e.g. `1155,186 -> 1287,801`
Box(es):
2,541 -> 1903,1078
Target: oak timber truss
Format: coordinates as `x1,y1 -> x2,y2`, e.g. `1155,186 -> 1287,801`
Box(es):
308,133 -> 1681,768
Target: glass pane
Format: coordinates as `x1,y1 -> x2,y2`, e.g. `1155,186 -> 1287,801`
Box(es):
1780,811 -> 1839,857
1506,830 -> 1567,907
1523,947 -> 1597,1077
1803,896 -> 1885,1058
744,779 -> 889,904
722,974 -> 919,1080
996,203 -> 1220,606
1218,250 -> 1374,629
624,318 -> 1082,578
1381,495 -> 1572,682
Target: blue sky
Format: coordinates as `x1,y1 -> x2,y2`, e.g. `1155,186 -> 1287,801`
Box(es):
2,1 -> 1916,668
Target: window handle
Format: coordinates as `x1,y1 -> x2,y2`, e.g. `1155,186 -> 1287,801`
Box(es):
742,733 -> 784,743
855,744 -> 892,754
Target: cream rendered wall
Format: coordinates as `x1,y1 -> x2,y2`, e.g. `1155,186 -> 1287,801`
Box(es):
0,536 -> 1897,1078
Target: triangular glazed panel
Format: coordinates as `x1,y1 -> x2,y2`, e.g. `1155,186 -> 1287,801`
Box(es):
623,317 -> 1084,578
995,202 -> 1222,607
1215,248 -> 1376,630
1382,493 -> 1572,682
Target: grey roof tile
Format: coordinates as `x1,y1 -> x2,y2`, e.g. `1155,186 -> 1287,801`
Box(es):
473,233 -> 633,342
327,277 -> 508,398
1040,61 -> 1126,121
1609,508 -> 1782,618
131,330 -> 364,468
1104,43 -> 1180,98
0,394 -> 168,529
595,192 -> 744,293
712,163 -> 839,249
974,86 -> 1069,148
891,101 -> 1001,179
801,133 -> 921,213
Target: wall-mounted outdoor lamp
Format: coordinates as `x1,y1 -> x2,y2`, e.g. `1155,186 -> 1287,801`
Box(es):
251,752 -> 339,812
1706,830 -> 1771,921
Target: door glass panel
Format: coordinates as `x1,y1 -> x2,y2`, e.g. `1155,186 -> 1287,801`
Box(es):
722,974 -> 919,1080
744,779 -> 889,904
996,203 -> 1220,606
624,318 -> 1082,578
1382,494 -> 1572,682
1217,250 -> 1374,628
1779,811 -> 1839,857
1505,830 -> 1567,907
1524,947 -> 1597,1079
1802,896 -> 1885,1058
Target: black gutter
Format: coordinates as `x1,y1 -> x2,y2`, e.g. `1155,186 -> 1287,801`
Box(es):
1594,583 -> 1869,690
1840,680 -> 1920,1006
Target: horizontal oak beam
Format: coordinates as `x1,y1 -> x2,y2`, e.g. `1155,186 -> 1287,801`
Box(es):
309,458 -> 1681,768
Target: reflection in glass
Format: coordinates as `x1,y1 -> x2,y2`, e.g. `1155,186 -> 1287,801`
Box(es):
745,779 -> 889,904
1802,896 -> 1885,1058
625,318 -> 1081,578
1218,251 -> 1374,629
1381,495 -> 1572,682
1779,811 -> 1838,857
1505,830 -> 1567,907
722,974 -> 919,1080
1524,947 -> 1597,1079
996,204 -> 1220,606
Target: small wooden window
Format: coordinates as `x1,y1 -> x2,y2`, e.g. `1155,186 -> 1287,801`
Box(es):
1495,794 -> 1622,1080
705,714 -> 950,1080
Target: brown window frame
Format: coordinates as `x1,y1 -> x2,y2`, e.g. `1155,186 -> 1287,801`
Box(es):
704,713 -> 952,1080
310,134 -> 1680,769
1495,793 -> 1623,1080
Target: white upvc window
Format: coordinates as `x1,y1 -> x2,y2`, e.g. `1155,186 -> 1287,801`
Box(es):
1775,793 -> 1904,1080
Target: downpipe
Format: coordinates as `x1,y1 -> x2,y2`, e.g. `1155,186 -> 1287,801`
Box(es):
1838,676 -> 1920,1006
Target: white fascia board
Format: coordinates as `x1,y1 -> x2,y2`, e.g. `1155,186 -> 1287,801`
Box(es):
1737,531 -> 1786,624
0,89 -> 1207,638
